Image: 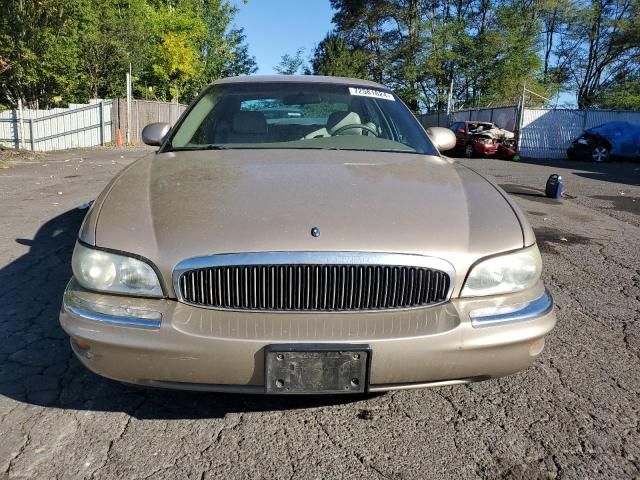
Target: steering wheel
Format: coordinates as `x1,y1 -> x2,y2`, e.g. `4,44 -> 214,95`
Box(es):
331,123 -> 379,137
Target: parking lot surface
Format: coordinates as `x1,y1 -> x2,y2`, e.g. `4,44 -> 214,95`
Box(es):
0,148 -> 638,479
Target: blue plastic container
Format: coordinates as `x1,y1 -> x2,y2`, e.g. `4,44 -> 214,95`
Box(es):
545,174 -> 564,199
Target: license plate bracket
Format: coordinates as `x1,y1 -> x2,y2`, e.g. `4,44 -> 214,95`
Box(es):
265,344 -> 370,395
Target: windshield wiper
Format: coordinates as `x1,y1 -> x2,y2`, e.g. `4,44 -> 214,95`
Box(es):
166,144 -> 229,151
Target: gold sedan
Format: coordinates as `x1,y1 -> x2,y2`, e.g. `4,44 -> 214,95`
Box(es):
60,76 -> 555,394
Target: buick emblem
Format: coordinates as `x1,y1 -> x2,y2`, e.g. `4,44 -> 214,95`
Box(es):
310,226 -> 320,237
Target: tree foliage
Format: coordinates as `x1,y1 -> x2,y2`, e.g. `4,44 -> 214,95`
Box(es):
311,34 -> 372,79
310,0 -> 640,111
274,48 -> 306,75
0,0 -> 257,108
555,0 -> 639,108
593,77 -> 640,109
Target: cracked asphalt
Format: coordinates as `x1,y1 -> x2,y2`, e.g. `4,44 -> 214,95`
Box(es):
0,147 -> 638,479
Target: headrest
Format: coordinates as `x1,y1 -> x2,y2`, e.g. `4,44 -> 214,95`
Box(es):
232,111 -> 267,134
327,111 -> 362,134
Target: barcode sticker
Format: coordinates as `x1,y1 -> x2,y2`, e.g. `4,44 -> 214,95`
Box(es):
348,87 -> 395,101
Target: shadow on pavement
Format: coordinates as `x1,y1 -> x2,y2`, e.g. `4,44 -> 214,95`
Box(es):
498,183 -> 563,206
0,209 -> 371,419
517,157 -> 640,187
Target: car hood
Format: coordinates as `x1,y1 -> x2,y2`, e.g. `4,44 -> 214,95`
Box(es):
86,149 -> 529,297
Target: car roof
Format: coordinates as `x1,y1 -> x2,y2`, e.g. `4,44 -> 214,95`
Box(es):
212,75 -> 388,90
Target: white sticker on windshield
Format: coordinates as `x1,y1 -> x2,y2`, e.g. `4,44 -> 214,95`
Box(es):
348,87 -> 395,101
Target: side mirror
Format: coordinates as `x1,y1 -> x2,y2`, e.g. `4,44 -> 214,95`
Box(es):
426,127 -> 457,152
141,122 -> 171,146
457,128 -> 465,134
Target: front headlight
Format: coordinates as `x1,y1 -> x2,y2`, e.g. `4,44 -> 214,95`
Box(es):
461,245 -> 542,297
72,243 -> 163,297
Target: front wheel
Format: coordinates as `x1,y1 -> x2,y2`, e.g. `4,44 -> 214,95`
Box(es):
464,144 -> 474,158
591,145 -> 610,163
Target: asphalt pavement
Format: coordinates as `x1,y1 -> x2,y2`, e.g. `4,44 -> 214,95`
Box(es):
0,148 -> 638,479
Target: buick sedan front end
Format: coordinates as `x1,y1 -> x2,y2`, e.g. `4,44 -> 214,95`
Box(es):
60,75 -> 555,394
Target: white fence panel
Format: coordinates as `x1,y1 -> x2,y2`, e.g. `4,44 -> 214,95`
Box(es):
0,98 -> 186,151
519,109 -> 585,159
584,110 -> 640,129
520,108 -> 640,158
0,112 -> 19,148
0,99 -> 112,152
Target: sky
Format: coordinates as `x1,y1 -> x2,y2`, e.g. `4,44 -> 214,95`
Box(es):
230,0 -> 334,74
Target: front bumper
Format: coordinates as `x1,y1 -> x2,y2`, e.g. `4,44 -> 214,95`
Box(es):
476,143 -> 499,156
567,144 -> 591,160
60,279 -> 556,393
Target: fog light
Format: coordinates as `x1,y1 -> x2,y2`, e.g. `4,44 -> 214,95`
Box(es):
71,338 -> 93,359
529,338 -> 545,356
74,338 -> 91,350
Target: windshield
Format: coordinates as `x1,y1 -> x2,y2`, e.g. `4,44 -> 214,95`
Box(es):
166,82 -> 438,155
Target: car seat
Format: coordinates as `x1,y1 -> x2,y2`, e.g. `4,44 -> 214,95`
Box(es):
227,111 -> 268,143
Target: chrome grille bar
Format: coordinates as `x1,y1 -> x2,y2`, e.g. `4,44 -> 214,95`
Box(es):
174,252 -> 455,312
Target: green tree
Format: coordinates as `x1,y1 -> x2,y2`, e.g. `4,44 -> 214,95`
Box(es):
313,0 -> 560,111
149,1 -> 207,102
199,0 -> 256,81
593,77 -> 640,109
222,27 -> 258,77
76,0 -> 152,100
556,0 -> 639,108
310,34 -> 369,78
275,48 -> 306,75
0,0 -> 83,108
0,0 -> 257,108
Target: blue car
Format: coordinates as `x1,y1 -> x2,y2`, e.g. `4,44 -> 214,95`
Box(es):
567,121 -> 640,162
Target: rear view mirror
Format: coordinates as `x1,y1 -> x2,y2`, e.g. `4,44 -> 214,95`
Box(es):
142,122 -> 171,146
426,127 -> 457,152
283,93 -> 322,105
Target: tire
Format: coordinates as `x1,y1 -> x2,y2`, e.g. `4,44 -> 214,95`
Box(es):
464,144 -> 474,158
591,144 -> 610,163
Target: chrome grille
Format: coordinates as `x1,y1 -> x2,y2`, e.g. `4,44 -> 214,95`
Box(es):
178,263 -> 450,311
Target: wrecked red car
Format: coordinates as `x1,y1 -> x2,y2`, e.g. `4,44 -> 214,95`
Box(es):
447,121 -> 517,159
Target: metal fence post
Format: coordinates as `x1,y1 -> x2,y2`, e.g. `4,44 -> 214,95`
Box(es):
516,97 -> 525,153
10,107 -> 19,149
126,73 -> 131,144
17,99 -> 24,150
99,101 -> 104,145
28,119 -> 35,151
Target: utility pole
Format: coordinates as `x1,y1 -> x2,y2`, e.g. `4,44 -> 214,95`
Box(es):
446,77 -> 454,116
516,81 -> 527,152
125,63 -> 132,144
16,99 -> 24,150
